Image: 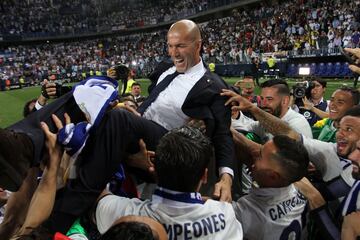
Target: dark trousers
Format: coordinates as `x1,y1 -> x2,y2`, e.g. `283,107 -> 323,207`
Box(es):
8,92 -> 85,166
46,108 -> 168,233
1,93 -> 84,191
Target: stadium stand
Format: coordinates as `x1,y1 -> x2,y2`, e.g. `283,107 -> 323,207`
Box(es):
0,0 -> 359,85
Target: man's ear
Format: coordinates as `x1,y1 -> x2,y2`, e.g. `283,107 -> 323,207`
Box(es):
282,95 -> 290,106
201,168 -> 208,185
195,40 -> 202,53
269,170 -> 283,185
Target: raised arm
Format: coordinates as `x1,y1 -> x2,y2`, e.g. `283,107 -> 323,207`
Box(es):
16,114 -> 69,236
221,89 -> 300,140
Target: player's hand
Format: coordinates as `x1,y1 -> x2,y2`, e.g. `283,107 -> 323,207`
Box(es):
40,113 -> 70,170
294,177 -> 325,210
109,99 -> 119,108
213,173 -> 232,202
221,89 -> 254,112
0,188 -> 10,207
186,118 -> 206,134
107,67 -> 117,79
41,79 -> 57,99
345,48 -> 360,74
126,139 -> 156,175
341,211 -> 360,240
300,96 -> 314,111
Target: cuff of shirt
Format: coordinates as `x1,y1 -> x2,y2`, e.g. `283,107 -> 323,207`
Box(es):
35,100 -> 44,110
219,167 -> 234,178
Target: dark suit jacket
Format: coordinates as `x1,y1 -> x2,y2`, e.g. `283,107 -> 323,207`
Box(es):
148,61 -> 234,171
8,93 -> 85,165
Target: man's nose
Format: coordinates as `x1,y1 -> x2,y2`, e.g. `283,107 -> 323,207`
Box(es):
336,128 -> 345,138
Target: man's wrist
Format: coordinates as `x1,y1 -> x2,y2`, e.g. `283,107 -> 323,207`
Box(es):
308,192 -> 326,210
220,173 -> 233,185
37,95 -> 47,106
250,105 -> 261,114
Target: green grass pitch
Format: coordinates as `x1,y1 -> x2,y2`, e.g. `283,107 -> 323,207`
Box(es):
0,78 -> 356,128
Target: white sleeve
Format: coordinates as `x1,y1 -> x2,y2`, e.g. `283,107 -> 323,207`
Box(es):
231,116 -> 267,141
249,122 -> 267,140
290,118 -> 313,139
302,136 -> 341,181
95,195 -> 133,234
231,112 -> 255,132
35,100 -> 44,110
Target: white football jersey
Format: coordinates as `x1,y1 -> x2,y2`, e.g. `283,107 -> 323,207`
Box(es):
232,184 -> 306,240
341,180 -> 360,216
302,136 -> 355,186
96,187 -> 243,240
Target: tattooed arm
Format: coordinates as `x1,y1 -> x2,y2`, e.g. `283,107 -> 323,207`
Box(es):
221,89 -> 300,140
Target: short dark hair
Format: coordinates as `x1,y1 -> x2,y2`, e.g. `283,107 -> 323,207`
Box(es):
271,135 -> 309,184
312,78 -> 327,88
120,92 -> 135,99
155,126 -> 214,192
341,105 -> 360,119
23,98 -> 37,117
131,82 -> 141,88
260,79 -> 290,96
337,86 -> 360,105
101,221 -> 156,240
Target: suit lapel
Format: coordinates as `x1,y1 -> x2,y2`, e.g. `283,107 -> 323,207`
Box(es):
183,70 -> 213,106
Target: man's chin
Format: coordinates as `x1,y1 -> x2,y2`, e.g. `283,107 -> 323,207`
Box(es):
329,113 -> 340,121
175,68 -> 185,73
174,62 -> 186,73
337,147 -> 350,158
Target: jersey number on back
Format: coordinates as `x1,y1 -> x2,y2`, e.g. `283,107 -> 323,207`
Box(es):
279,220 -> 301,240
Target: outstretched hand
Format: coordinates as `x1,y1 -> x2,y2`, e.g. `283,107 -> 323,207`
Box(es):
221,89 -> 255,112
187,118 -> 206,134
344,48 -> 360,74
213,173 -> 232,202
40,79 -> 57,99
299,96 -> 314,111
342,211 -> 360,240
294,177 -> 325,210
40,113 -> 70,169
126,139 -> 156,175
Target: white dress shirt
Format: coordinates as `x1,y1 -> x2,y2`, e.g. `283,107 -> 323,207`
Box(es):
143,60 -> 233,177
143,60 -> 206,130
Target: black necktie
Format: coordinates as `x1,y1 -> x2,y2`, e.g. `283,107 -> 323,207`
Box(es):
138,71 -> 181,115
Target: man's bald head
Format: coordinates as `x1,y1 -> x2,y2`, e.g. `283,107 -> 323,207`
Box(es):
167,20 -> 202,72
168,20 -> 201,42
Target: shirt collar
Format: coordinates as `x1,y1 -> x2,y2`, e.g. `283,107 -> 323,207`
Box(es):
250,184 -> 297,198
152,186 -> 203,205
281,107 -> 291,120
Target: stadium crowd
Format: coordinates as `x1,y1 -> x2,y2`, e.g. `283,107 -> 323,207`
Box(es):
0,0 -> 359,88
0,0 -> 235,37
0,14 -> 360,239
1,0 -> 360,87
